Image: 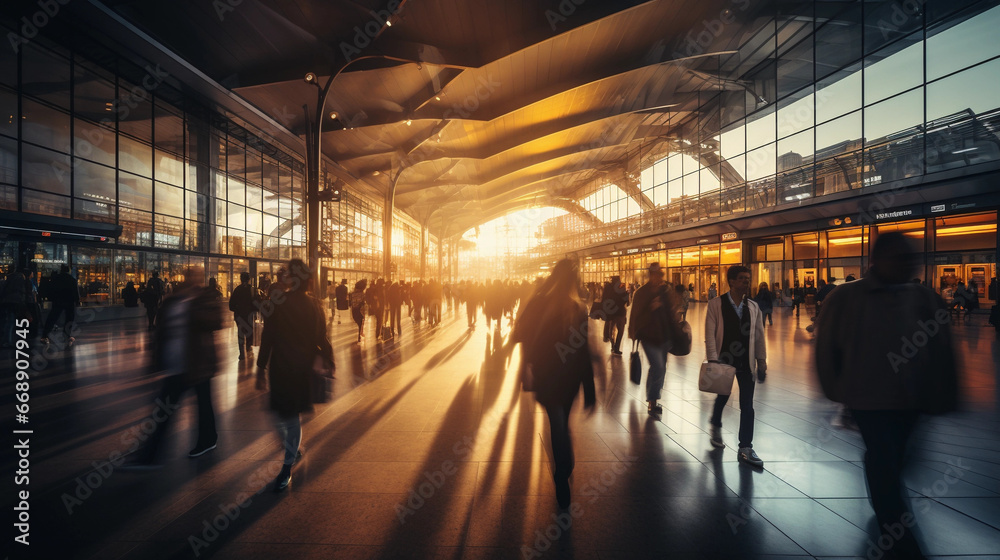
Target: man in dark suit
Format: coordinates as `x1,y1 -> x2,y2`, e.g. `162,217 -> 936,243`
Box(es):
229,272 -> 257,360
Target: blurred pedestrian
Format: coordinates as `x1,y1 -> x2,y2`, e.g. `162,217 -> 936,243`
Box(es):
628,263 -> 677,415
41,265 -> 80,345
509,259 -> 596,509
754,282 -> 773,327
256,259 -> 334,491
123,266 -> 224,468
816,232 -> 958,560
229,272 -> 257,360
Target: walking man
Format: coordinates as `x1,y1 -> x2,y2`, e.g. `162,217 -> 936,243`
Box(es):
229,272 -> 257,360
628,263 -> 672,415
816,232 -> 957,560
335,278 -> 349,324
41,265 -> 79,345
706,265 -> 767,468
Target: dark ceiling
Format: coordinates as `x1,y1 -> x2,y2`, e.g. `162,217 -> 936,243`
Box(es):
86,0 -> 791,238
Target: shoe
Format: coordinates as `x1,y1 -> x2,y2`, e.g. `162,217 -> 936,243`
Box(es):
611,349 -> 622,356
647,401 -> 663,415
710,425 -> 725,449
555,476 -> 571,509
738,447 -> 764,468
293,449 -> 304,464
238,353 -> 245,360
40,337 -> 50,344
274,464 -> 292,492
188,440 -> 217,457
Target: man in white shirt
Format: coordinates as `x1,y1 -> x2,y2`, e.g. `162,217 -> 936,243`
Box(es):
705,265 -> 767,467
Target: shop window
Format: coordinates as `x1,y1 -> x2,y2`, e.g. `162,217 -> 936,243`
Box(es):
682,247 -> 700,266
826,227 -> 864,258
721,241 -> 742,264
75,247 -> 112,305
934,212 -> 997,252
793,233 -> 819,260
876,220 -> 924,251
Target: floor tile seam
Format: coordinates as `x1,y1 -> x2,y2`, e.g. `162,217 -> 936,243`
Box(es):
916,460 -> 1000,484
726,497 -> 814,557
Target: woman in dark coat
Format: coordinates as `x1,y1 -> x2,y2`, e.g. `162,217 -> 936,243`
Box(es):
509,259 -> 597,509
754,282 -> 774,326
256,259 -> 334,491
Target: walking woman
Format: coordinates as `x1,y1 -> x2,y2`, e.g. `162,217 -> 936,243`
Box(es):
350,279 -> 368,342
256,259 -> 334,491
509,259 -> 596,509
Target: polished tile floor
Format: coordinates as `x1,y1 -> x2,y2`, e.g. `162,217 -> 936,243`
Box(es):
3,300 -> 999,559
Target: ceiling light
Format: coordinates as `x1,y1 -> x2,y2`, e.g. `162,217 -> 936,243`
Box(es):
386,18 -> 392,27
304,72 -> 317,83
329,112 -> 338,120
952,147 -> 979,154
373,170 -> 380,176
405,119 -> 412,126
435,96 -> 441,101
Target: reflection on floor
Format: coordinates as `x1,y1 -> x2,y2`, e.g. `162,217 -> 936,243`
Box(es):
3,301 -> 999,559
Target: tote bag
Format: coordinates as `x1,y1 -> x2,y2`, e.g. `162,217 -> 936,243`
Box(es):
698,361 -> 736,395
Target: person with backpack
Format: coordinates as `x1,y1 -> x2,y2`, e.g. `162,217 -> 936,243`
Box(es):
509,259 -> 596,509
628,263 -> 677,416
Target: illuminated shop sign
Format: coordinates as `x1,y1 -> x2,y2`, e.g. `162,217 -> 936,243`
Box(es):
721,232 -> 738,241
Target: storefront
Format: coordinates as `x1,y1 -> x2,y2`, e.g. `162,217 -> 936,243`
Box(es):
581,208 -> 997,307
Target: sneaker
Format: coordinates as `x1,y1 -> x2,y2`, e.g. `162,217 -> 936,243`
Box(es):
710,426 -> 725,449
611,349 -> 623,356
188,440 -> 217,458
274,464 -> 292,492
738,447 -> 764,468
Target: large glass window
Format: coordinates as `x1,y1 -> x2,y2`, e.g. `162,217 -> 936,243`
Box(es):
22,144 -> 70,195
935,212 -> 997,252
864,33 -> 923,104
23,43 -> 71,108
926,5 -> 1000,81
22,98 -> 71,153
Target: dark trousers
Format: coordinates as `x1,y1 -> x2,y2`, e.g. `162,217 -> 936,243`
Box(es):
852,409 -> 924,559
43,303 -> 76,339
146,303 -> 159,327
710,368 -> 755,448
544,402 -> 574,481
608,315 -> 625,352
389,304 -> 402,335
140,375 -> 217,462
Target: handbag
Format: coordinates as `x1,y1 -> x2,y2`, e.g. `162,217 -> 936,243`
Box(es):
667,320 -> 692,356
699,361 -> 736,395
629,340 -> 642,384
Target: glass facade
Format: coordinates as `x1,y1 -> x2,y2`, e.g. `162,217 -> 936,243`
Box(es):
0,29 -> 438,303
530,2 -> 1000,267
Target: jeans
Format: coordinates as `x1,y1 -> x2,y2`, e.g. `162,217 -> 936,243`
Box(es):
275,414 -> 302,466
235,314 -> 253,355
710,369 -> 755,449
642,340 -> 670,401
851,409 -> 924,559
607,315 -> 625,352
